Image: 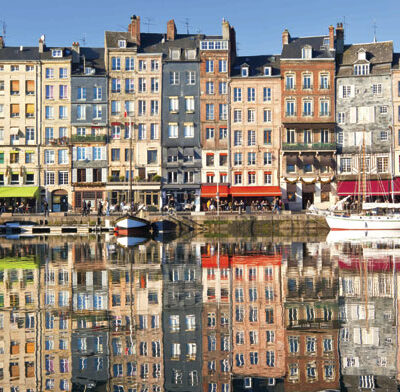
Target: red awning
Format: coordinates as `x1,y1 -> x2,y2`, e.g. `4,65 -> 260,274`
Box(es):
201,184 -> 229,198
337,180 -> 390,196
392,178 -> 400,194
201,255 -> 230,268
339,256 -> 399,272
230,186 -> 281,197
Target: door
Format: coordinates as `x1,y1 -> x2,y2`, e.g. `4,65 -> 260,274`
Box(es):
60,195 -> 68,212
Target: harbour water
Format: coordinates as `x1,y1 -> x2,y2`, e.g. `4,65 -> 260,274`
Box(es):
0,233 -> 399,391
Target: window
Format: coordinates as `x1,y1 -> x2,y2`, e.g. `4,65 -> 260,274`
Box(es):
168,123 -> 178,138
248,152 -> 256,165
234,109 -> 242,123
233,87 -> 242,102
138,124 -> 146,140
247,130 -> 256,146
247,109 -> 255,122
185,96 -> 194,112
303,73 -> 312,89
77,105 -> 86,120
150,123 -> 159,140
147,150 -> 157,164
206,81 -> 214,94
138,100 -> 146,116
265,308 -> 274,324
59,85 -> 68,99
150,100 -> 159,115
52,49 -> 62,57
320,100 -> 329,116
58,172 -> 68,185
250,351 -> 259,365
234,173 -> 242,184
266,351 -> 275,367
219,81 -> 227,94
302,46 -> 312,59
306,336 -> 316,353
264,152 -> 272,165
186,71 -> 196,85
234,130 -> 242,146
46,68 -> 54,79
59,106 -> 67,119
138,77 -> 146,92
306,363 -> 317,379
45,106 -> 54,119
286,74 -> 294,89
206,154 -> 214,166
206,104 -> 214,120
206,60 -> 214,73
45,85 -> 54,99
337,112 -> 345,124
111,78 -> 121,93
151,77 -> 159,92
354,64 -> 370,75
263,109 -> 272,122
125,78 -> 135,93
241,66 -> 248,77
320,73 -> 329,89
138,60 -> 146,71
170,71 -> 179,85
289,336 -> 299,353
377,156 -> 388,173
150,60 -> 159,71
234,152 -> 242,165
286,100 -> 295,116
45,171 -> 55,185
58,149 -> 68,164
184,123 -> 194,138
264,66 -> 271,76
220,103 -> 228,120
372,83 -> 382,95
247,87 -> 255,102
45,150 -> 55,164
219,59 -> 227,72
263,87 -> 271,101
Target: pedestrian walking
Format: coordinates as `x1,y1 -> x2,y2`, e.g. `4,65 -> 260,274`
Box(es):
98,200 -> 103,216
43,200 -> 49,217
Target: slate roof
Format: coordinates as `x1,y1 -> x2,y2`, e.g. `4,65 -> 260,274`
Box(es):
337,41 -> 393,76
71,47 -> 106,75
105,31 -> 164,51
281,36 -> 335,59
0,46 -> 73,61
231,55 -> 281,77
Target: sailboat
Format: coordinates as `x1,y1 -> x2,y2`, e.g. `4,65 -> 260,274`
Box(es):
325,129 -> 400,231
114,115 -> 151,236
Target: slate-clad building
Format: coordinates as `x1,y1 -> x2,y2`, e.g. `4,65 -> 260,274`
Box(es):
70,45 -> 108,211
155,20 -> 202,209
336,41 -> 394,200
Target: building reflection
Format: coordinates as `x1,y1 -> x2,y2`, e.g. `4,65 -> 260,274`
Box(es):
0,236 -> 400,391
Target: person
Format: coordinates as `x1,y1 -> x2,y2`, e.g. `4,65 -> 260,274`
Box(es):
120,200 -> 125,213
306,199 -> 311,210
278,197 -> 283,214
87,201 -> 92,215
272,197 -> 278,214
168,196 -> 176,213
98,200 -> 103,216
105,199 -> 110,216
43,200 -> 49,217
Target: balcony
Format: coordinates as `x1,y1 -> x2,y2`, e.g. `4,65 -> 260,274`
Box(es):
285,112 -> 297,117
282,142 -> 336,152
46,137 -> 69,146
71,135 -> 107,143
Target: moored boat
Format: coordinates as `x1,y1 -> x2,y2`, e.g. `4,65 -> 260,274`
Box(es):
114,216 -> 151,236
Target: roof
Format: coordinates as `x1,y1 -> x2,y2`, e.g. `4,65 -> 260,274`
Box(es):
144,34 -> 202,59
0,46 -> 73,61
105,31 -> 164,51
71,47 -> 106,75
231,55 -> 281,77
281,36 -> 335,59
337,41 -> 393,76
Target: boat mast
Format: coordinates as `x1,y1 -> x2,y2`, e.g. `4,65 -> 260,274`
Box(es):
129,117 -> 133,208
360,130 -> 367,211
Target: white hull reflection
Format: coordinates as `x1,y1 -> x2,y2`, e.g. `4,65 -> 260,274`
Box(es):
326,229 -> 400,244
116,236 -> 149,248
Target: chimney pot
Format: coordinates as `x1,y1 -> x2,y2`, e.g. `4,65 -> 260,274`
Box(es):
329,25 -> 335,50
128,15 -> 141,46
0,36 -> 4,49
282,29 -> 290,47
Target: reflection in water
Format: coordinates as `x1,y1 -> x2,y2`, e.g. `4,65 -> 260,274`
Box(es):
0,236 -> 399,391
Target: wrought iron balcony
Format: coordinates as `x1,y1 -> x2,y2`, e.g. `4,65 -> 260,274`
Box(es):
282,142 -> 336,151
71,135 -> 107,143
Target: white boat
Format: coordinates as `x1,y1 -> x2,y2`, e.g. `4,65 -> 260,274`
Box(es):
115,216 -> 150,229
326,229 -> 400,243
117,236 -> 149,248
326,213 -> 400,231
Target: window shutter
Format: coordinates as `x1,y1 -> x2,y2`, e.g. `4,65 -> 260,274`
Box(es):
353,327 -> 361,344
369,106 -> 375,123
72,169 -> 77,183
86,168 -> 93,183
72,147 -> 77,161
101,147 -> 106,161
349,107 -> 357,123
338,85 -> 343,99
102,168 -> 108,182
86,147 -> 92,161
350,85 -> 355,97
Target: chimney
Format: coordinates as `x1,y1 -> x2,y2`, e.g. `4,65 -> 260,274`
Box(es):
222,18 -> 230,40
0,36 -> 4,49
336,22 -> 344,54
39,35 -> 45,53
72,42 -> 80,63
128,15 -> 141,47
282,29 -> 290,47
329,25 -> 335,50
167,19 -> 177,41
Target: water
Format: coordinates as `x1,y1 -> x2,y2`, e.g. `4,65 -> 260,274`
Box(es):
0,234 -> 399,392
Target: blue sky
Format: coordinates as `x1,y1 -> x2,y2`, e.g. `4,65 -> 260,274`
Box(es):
1,0 -> 399,54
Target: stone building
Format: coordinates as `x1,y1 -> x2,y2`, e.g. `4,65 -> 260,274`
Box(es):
199,20 -> 236,200
105,15 -> 162,209
70,45 -> 108,212
336,40 -> 394,201
229,55 -> 282,204
280,26 -> 338,210
155,20 -> 202,209
392,54 -> 400,183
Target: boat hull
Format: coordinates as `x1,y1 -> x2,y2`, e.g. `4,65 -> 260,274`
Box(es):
326,214 -> 400,230
115,216 -> 150,229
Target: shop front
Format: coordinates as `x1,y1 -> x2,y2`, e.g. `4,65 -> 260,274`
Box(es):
52,189 -> 69,212
0,186 -> 40,213
337,180 -> 390,200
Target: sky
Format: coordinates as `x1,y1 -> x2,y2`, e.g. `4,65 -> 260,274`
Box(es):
1,0 -> 399,55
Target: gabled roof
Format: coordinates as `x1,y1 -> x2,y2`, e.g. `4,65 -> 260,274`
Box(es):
231,55 -> 281,77
281,36 -> 335,59
0,46 -> 73,61
105,31 -> 164,51
144,34 -> 202,59
71,47 -> 106,75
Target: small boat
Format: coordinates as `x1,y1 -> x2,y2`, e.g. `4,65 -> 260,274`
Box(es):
114,216 -> 151,236
326,229 -> 400,243
151,219 -> 177,234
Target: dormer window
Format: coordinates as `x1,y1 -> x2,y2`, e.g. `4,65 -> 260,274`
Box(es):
84,67 -> 95,75
301,45 -> 312,59
354,64 -> 369,75
118,40 -> 126,48
323,37 -> 330,47
264,67 -> 271,76
52,49 -> 63,58
241,66 -> 249,77
170,49 -> 181,60
186,49 -> 196,60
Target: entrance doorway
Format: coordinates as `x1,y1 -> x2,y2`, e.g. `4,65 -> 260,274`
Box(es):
52,190 -> 68,212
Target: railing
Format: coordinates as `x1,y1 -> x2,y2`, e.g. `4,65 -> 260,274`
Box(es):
285,112 -> 297,117
302,112 -> 314,116
282,142 -> 336,151
46,137 -> 70,146
71,135 -> 107,143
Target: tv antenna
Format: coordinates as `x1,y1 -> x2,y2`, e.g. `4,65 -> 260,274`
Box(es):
0,21 -> 6,39
81,33 -> 87,47
373,20 -> 377,42
143,17 -> 155,33
181,18 -> 190,34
